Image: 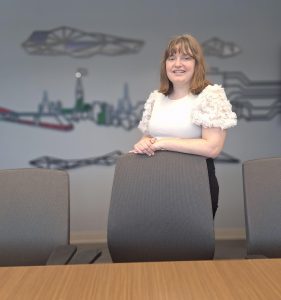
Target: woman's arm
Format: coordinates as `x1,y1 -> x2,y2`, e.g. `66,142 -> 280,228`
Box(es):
151,127 -> 226,158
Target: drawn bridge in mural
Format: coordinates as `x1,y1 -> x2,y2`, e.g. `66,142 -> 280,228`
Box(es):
21,26 -> 145,58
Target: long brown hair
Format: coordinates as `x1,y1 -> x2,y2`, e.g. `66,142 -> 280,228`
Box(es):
159,34 -> 210,95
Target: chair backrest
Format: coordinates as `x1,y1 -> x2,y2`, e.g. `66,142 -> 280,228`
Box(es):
243,157 -> 281,258
0,168 -> 70,266
107,151 -> 215,262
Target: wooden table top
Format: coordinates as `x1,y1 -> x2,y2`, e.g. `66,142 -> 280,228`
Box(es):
0,259 -> 281,299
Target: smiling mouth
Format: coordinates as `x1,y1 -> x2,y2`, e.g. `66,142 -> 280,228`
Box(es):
172,70 -> 185,74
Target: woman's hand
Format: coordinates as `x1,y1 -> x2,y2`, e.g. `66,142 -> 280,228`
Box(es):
131,136 -> 157,156
150,139 -> 165,151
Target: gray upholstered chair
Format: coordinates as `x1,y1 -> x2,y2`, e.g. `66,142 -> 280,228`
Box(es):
107,151 -> 215,262
243,157 -> 281,258
0,168 -> 101,266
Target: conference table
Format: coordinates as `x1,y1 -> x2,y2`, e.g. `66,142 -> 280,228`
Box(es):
0,258 -> 281,299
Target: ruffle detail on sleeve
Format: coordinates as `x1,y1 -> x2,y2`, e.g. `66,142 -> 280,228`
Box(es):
191,84 -> 237,130
138,90 -> 159,134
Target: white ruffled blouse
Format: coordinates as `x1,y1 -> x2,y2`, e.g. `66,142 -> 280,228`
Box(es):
138,84 -> 237,138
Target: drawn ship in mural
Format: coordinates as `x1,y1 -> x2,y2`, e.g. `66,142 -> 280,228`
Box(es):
0,103 -> 74,131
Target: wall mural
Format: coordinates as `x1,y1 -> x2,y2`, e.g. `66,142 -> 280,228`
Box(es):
1,30 -> 280,168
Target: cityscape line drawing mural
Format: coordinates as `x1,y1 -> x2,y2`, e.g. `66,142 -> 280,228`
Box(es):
21,26 -> 145,58
0,69 -> 144,131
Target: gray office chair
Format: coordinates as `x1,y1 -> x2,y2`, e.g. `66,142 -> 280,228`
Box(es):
0,168 -> 101,266
107,151 -> 215,262
243,157 -> 281,258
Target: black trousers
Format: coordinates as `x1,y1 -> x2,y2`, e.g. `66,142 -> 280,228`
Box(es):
206,158 -> 219,218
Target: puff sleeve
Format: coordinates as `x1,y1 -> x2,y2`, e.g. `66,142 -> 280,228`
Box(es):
191,84 -> 237,130
138,90 -> 158,135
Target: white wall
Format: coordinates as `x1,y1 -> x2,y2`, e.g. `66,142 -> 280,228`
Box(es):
1,0 -> 281,242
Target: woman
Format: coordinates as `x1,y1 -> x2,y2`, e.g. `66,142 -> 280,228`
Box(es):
131,34 -> 237,217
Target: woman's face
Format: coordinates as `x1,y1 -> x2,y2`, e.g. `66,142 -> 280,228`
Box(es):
165,47 -> 195,89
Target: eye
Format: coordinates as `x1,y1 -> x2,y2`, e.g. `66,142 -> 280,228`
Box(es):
183,55 -> 192,60
167,55 -> 175,61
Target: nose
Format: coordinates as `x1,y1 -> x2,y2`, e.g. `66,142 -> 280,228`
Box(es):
174,57 -> 182,67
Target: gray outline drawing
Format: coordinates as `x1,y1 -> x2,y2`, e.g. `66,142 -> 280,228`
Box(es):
202,37 -> 241,58
30,150 -> 123,170
22,26 -> 144,58
209,67 -> 281,121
